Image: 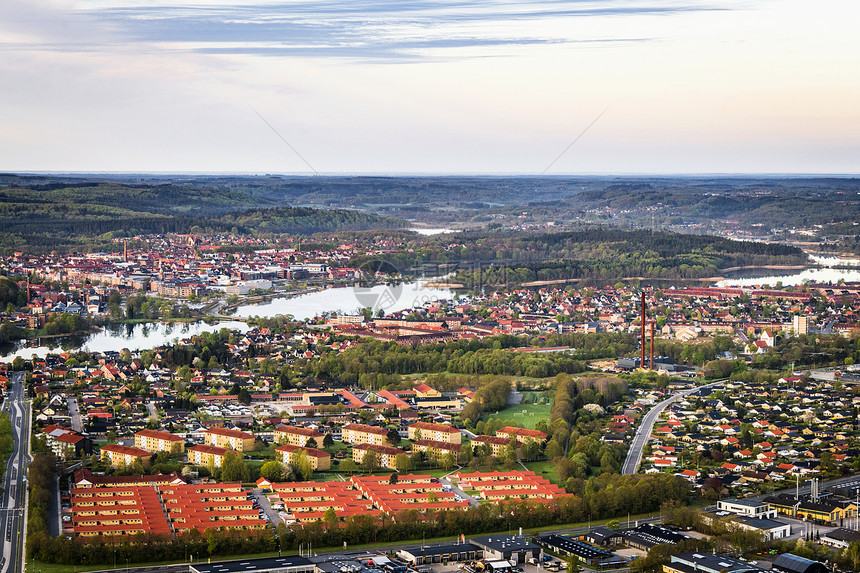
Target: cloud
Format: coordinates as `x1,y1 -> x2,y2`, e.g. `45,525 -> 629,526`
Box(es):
5,0 -> 731,60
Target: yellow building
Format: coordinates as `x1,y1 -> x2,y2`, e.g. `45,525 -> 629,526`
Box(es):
202,427 -> 256,452
134,429 -> 185,454
188,444 -> 229,468
471,435 -> 522,459
341,423 -> 391,446
275,444 -> 331,470
407,421 -> 461,444
273,425 -> 325,447
496,426 -> 547,443
352,443 -> 406,470
100,444 -> 152,469
411,439 -> 461,462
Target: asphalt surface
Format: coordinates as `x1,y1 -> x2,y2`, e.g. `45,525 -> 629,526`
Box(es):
67,395 -> 83,432
621,380 -> 724,475
1,371 -> 31,573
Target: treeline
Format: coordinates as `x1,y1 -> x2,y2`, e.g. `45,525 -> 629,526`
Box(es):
28,472 -> 689,567
459,378 -> 512,425
0,413 -> 12,479
213,207 -> 403,234
307,333 -> 633,386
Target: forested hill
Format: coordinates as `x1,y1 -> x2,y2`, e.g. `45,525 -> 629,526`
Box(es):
444,229 -> 807,284
344,228 -> 808,285
0,180 -> 403,253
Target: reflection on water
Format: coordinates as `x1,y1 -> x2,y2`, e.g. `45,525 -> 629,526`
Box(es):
234,280 -> 454,321
0,320 -> 249,361
715,265 -> 860,288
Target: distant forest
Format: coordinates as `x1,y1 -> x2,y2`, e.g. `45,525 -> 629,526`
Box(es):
0,177 -> 403,253
1,173 -> 854,259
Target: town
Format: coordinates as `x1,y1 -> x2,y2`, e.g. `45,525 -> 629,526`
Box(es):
2,235 -> 860,573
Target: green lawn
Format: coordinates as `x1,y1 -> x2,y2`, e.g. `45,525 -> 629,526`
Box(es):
522,460 -> 560,484
481,402 -> 552,429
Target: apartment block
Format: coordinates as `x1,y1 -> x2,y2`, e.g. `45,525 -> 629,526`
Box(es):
407,421 -> 462,444
134,429 -> 185,454
273,425 -> 325,447
202,427 -> 256,452
341,423 -> 391,446
275,444 -> 331,470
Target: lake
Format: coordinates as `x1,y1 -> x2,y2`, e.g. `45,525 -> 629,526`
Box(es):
715,256 -> 860,287
0,320 -> 249,361
234,279 -> 455,321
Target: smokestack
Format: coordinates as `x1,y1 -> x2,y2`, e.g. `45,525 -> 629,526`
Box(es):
641,292 -> 646,369
26,275 -> 30,304
650,321 -> 655,370
124,239 -> 128,263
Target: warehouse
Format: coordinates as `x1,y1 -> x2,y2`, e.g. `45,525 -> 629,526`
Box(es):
396,543 -> 484,565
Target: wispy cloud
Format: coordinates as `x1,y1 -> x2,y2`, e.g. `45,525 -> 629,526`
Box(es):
12,0 -> 734,60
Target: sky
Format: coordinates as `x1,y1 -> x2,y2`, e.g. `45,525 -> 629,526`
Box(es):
2,0 -> 859,174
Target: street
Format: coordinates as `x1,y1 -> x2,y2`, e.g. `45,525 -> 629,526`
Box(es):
621,381 -> 723,475
67,395 -> 83,433
1,371 -> 31,573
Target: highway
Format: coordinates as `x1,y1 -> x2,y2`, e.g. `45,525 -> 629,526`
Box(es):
621,380 -> 723,475
1,371 -> 31,573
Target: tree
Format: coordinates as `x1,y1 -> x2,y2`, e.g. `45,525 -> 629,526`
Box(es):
260,460 -> 283,482
323,434 -> 334,448
323,507 -> 338,529
566,556 -> 581,573
362,449 -> 379,473
441,452 -> 455,471
306,437 -> 318,449
341,458 -> 358,474
389,472 -> 398,485
237,388 -> 251,406
294,450 -> 314,480
395,453 -> 412,474
545,438 -> 564,460
221,451 -> 250,482
386,428 -> 401,446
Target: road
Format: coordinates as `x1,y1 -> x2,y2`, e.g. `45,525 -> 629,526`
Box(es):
621,381 -> 724,475
67,395 -> 83,433
1,371 -> 31,573
146,401 -> 160,422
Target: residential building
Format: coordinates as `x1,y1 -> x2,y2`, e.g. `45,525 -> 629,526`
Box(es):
471,435 -> 522,459
275,444 -> 331,470
496,426 -> 548,443
202,427 -> 255,452
189,444 -> 230,468
100,444 -> 152,469
352,443 -> 406,470
407,421 -> 461,444
341,423 -> 391,446
273,425 -> 325,447
134,429 -> 185,454
411,439 -> 461,462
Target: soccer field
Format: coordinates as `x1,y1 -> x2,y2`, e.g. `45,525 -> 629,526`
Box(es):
482,402 -> 552,429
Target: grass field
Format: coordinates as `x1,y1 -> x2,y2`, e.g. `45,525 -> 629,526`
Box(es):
481,402 -> 552,429
522,460 -> 560,484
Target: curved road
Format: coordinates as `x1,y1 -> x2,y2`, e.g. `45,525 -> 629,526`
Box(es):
622,380 -> 723,475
